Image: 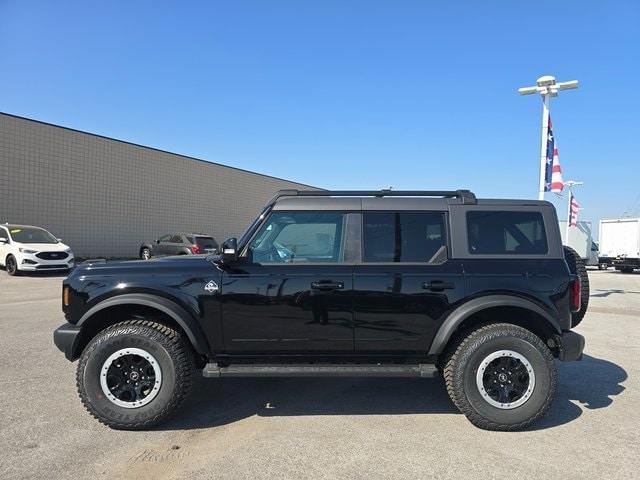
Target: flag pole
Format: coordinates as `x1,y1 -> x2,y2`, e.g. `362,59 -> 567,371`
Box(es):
564,180 -> 584,243
538,95 -> 550,201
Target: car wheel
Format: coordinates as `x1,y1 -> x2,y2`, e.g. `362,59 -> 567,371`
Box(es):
443,323 -> 556,431
76,320 -> 194,430
141,248 -> 151,260
598,263 -> 608,270
563,246 -> 589,327
5,255 -> 20,276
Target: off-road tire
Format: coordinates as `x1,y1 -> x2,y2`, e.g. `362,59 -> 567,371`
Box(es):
563,246 -> 589,327
443,323 -> 557,431
5,255 -> 20,276
76,319 -> 194,430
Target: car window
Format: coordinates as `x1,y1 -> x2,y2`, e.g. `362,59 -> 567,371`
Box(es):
169,235 -> 183,243
249,212 -> 346,263
8,227 -> 58,244
194,236 -> 218,249
467,211 -> 548,254
363,212 -> 446,262
158,235 -> 171,243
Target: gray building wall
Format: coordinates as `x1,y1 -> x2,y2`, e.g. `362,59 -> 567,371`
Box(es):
0,113 -> 318,258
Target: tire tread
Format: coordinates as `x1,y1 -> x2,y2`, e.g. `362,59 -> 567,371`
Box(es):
76,319 -> 194,430
443,323 -> 557,431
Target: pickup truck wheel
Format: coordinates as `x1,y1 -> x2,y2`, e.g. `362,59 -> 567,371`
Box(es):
443,323 -> 556,431
563,246 -> 589,327
76,319 -> 194,430
598,263 -> 608,270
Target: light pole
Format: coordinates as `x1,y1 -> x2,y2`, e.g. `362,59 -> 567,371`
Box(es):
563,180 -> 584,243
518,76 -> 579,200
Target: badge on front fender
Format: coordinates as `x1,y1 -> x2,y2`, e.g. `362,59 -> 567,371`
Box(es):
204,280 -> 219,293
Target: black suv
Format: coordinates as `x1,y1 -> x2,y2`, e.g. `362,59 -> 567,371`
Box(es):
54,190 -> 587,431
139,233 -> 218,259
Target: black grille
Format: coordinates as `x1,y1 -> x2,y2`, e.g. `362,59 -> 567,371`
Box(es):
36,251 -> 69,260
35,264 -> 67,270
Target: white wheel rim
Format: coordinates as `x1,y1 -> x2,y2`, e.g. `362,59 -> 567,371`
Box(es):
100,347 -> 162,409
476,350 -> 535,410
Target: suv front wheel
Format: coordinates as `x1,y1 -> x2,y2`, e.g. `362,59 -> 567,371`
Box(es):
443,323 -> 556,431
76,319 -> 194,430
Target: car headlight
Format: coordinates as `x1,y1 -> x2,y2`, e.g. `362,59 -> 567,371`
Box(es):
65,248 -> 73,254
19,248 -> 38,254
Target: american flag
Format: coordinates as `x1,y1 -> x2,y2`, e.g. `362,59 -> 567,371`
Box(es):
544,115 -> 564,193
569,192 -> 580,226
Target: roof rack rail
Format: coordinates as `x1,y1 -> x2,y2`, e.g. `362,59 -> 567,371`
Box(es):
270,189 -> 477,204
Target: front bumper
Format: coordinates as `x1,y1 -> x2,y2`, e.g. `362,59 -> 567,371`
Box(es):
53,323 -> 81,361
557,331 -> 585,362
18,252 -> 74,271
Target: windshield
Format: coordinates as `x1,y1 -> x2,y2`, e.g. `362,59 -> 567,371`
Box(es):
9,227 -> 59,244
238,206 -> 271,248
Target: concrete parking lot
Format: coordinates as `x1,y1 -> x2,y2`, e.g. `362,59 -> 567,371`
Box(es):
1,269 -> 638,480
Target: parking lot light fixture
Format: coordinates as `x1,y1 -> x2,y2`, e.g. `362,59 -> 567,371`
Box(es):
518,75 -> 579,200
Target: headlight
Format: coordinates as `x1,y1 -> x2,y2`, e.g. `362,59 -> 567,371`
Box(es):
19,248 -> 37,254
65,248 -> 73,254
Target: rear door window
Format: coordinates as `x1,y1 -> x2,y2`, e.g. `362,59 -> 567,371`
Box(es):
467,211 -> 548,254
363,212 -> 446,262
195,236 -> 218,250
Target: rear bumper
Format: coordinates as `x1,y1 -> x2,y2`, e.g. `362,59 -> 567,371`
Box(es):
53,323 -> 81,361
557,331 -> 585,362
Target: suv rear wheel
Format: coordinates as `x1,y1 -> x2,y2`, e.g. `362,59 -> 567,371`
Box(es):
443,323 -> 556,431
76,319 -> 194,430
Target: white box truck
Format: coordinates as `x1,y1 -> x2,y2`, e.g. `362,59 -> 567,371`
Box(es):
559,220 -> 599,266
599,218 -> 640,273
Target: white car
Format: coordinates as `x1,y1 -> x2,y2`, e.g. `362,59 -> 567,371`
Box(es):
0,224 -> 74,276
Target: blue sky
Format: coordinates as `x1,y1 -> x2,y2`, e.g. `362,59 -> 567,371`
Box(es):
1,1 -> 638,228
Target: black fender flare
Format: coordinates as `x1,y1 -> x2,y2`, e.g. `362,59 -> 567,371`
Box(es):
78,293 -> 209,355
427,295 -> 562,355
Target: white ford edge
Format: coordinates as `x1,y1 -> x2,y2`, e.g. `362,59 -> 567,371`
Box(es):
0,224 -> 74,276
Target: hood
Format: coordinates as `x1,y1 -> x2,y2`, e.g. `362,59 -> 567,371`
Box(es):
15,241 -> 71,252
75,254 -> 215,275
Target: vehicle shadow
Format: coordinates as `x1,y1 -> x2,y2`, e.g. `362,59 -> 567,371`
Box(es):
159,354 -> 626,432
0,267 -> 70,278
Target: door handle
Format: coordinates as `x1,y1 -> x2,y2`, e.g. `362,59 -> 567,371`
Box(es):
422,281 -> 455,291
311,281 -> 344,291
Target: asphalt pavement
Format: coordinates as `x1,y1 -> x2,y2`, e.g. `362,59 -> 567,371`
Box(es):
1,269 -> 638,479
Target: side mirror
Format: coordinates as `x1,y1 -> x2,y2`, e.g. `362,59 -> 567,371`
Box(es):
0,237 -> 7,244
57,238 -> 62,242
221,237 -> 238,263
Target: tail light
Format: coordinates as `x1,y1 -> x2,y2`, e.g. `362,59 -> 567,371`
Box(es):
191,245 -> 201,254
63,286 -> 70,307
570,277 -> 581,312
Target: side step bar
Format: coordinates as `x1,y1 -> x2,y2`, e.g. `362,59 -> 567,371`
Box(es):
202,363 -> 439,378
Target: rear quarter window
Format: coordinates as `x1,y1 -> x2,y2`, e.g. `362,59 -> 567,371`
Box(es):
467,211 -> 548,255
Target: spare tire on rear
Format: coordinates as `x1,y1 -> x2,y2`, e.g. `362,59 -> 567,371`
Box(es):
563,246 -> 589,327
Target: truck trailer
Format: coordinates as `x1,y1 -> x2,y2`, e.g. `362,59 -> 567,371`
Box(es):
559,220 -> 599,267
599,218 -> 640,273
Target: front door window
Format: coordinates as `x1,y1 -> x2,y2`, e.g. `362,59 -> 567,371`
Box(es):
248,212 -> 346,264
